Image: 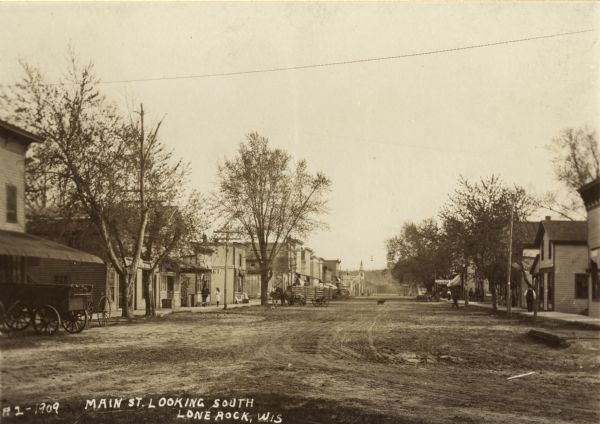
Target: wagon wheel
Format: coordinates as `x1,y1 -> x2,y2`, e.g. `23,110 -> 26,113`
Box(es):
5,301 -> 32,331
33,305 -> 61,336
96,296 -> 111,327
62,310 -> 88,334
84,297 -> 95,325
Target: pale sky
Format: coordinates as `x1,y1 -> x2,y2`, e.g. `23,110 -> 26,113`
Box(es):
1,2 -> 598,270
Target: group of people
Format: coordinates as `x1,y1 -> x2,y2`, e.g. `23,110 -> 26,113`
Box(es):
445,285 -> 537,312
200,284 -> 221,307
199,284 -> 250,307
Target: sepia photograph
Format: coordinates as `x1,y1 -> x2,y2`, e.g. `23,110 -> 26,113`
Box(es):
0,2 -> 599,423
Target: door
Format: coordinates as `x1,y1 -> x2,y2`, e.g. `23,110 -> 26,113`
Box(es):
167,276 -> 174,299
547,272 -> 554,311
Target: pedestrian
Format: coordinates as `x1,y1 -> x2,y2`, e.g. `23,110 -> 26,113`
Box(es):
201,283 -> 210,307
215,287 -> 221,307
525,286 -> 535,312
451,288 -> 459,309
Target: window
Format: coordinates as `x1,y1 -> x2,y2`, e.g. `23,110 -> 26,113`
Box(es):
54,275 -> 69,284
6,184 -> 17,223
548,241 -> 552,259
575,274 -> 588,299
541,240 -> 544,260
239,253 -> 242,267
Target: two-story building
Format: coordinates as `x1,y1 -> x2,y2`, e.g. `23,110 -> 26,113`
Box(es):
0,119 -> 105,299
205,243 -> 246,305
578,178 -> 600,318
531,217 -> 588,313
179,246 -> 214,307
322,259 -> 341,285
245,239 -> 305,295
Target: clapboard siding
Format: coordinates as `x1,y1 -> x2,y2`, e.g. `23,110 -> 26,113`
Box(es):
25,257 -> 107,302
588,207 -> 600,250
0,137 -> 27,233
553,244 -> 588,314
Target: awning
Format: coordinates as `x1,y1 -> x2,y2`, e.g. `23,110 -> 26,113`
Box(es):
447,275 -> 461,287
162,258 -> 211,273
0,229 -> 103,264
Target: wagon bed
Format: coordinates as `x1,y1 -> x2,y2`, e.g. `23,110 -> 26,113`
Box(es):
0,283 -> 96,335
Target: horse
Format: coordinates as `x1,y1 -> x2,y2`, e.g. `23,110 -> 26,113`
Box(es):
269,286 -> 285,306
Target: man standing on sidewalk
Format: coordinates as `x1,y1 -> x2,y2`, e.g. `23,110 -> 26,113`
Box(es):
452,287 -> 460,309
525,286 -> 536,312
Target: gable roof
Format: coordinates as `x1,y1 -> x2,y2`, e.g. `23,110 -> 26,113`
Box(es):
533,220 -> 588,246
0,119 -> 43,146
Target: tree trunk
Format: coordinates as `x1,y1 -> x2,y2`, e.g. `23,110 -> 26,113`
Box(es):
462,270 -> 468,306
120,269 -> 132,319
145,270 -> 156,317
128,270 -> 137,318
490,281 -> 498,311
260,267 -> 270,306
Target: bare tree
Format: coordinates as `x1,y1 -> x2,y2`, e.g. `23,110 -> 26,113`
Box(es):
1,55 -> 187,318
142,192 -> 209,316
550,128 -> 599,190
217,133 -> 331,305
537,127 -> 599,219
439,176 -> 535,310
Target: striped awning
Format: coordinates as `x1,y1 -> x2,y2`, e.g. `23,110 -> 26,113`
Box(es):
0,229 -> 103,264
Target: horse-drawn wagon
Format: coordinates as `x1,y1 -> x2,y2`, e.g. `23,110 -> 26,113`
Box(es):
0,283 -> 111,335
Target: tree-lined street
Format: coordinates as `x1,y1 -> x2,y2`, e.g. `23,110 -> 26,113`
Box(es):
1,299 -> 599,424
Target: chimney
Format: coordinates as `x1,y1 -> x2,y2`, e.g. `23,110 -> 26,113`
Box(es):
545,216 -> 551,221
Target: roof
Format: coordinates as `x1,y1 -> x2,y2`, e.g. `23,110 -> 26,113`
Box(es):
169,260 -> 211,273
533,220 -> 588,246
0,119 -> 44,146
0,229 -> 103,264
578,178 -> 600,209
512,222 -> 539,249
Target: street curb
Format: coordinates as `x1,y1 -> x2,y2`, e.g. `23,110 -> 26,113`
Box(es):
468,302 -> 600,330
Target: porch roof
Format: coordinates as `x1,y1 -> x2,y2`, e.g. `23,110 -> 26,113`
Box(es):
165,259 -> 211,273
0,229 -> 103,264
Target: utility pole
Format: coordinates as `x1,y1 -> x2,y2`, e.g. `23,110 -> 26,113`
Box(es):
506,205 -> 514,318
214,228 -> 242,310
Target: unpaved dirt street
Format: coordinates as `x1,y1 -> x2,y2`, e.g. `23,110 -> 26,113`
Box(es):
1,298 -> 599,424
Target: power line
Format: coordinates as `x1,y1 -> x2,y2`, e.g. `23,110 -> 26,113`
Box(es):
1,28 -> 596,86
